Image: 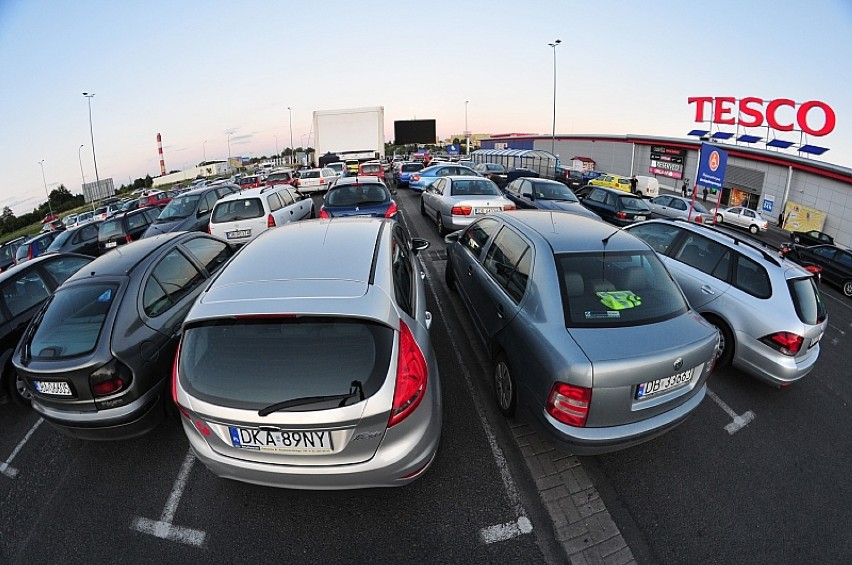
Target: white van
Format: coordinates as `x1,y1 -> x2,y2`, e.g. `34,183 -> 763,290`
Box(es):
634,176 -> 660,198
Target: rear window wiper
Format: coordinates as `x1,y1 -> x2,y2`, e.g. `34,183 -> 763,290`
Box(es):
258,380 -> 364,417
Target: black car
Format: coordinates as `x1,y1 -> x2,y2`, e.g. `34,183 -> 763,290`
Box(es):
13,232 -> 235,439
0,253 -> 94,406
45,220 -> 103,257
0,237 -> 27,272
555,167 -> 585,190
789,229 -> 834,247
141,184 -> 238,238
502,178 -> 601,220
98,206 -> 162,253
785,244 -> 852,298
578,186 -> 653,226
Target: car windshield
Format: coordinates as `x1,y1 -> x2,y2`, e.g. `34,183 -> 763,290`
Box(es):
28,283 -> 119,359
157,193 -> 202,221
451,179 -> 500,196
179,317 -> 393,409
212,198 -> 263,222
557,250 -> 688,327
533,181 -> 578,201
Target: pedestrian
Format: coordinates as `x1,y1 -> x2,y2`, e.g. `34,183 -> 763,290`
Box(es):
681,180 -> 688,197
702,187 -> 708,202
630,175 -> 638,194
777,212 -> 784,228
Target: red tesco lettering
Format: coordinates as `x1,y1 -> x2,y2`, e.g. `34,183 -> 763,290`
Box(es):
688,97 -> 836,136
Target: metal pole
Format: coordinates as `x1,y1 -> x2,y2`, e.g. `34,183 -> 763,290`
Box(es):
203,140 -> 207,163
548,39 -> 561,157
38,160 -> 54,216
82,93 -> 100,199
227,133 -> 232,164
465,100 -> 470,157
287,107 -> 294,166
274,135 -> 279,158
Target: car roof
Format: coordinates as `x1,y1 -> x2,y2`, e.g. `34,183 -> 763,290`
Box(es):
331,176 -> 385,186
67,232 -> 198,279
217,185 -> 285,202
0,252 -> 92,282
494,210 -> 644,254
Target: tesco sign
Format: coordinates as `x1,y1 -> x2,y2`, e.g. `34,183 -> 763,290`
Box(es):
688,97 -> 836,137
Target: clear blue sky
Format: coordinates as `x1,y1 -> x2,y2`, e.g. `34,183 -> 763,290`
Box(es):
1,0 -> 851,215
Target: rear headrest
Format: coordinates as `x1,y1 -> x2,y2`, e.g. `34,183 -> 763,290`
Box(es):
563,272 -> 584,297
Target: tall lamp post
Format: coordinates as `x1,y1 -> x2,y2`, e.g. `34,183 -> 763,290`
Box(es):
38,160 -> 54,217
274,135 -> 279,158
548,39 -> 561,158
227,133 -> 232,164
203,140 -> 207,163
78,144 -> 86,187
287,107 -> 294,166
82,93 -> 101,204
465,100 -> 470,156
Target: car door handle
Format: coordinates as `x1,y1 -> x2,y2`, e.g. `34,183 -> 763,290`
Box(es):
496,304 -> 504,319
700,284 -> 716,295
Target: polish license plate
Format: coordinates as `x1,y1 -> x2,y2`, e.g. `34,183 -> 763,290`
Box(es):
474,207 -> 500,214
228,427 -> 333,454
105,241 -> 117,248
33,380 -> 73,396
635,369 -> 693,399
226,229 -> 251,239
633,215 -> 646,221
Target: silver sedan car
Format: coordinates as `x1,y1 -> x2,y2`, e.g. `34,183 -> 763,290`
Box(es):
444,211 -> 720,454
420,175 -> 515,235
173,218 -> 442,489
647,195 -> 713,224
714,206 -> 769,234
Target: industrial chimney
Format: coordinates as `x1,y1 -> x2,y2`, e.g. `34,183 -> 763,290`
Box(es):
156,133 -> 166,176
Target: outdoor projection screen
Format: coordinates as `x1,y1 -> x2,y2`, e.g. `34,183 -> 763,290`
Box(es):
394,120 -> 436,144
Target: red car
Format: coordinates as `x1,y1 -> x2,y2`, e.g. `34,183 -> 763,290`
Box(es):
358,161 -> 385,180
236,175 -> 265,190
138,191 -> 173,208
42,212 -> 59,223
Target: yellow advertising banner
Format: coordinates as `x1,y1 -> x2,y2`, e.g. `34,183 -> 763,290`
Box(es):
781,202 -> 826,232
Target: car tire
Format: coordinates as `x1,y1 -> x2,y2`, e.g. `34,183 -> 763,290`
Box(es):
705,315 -> 734,367
5,364 -> 32,407
493,354 -> 517,417
749,224 -> 759,234
793,235 -> 801,243
444,258 -> 457,291
309,204 -> 316,219
420,198 -> 426,217
843,280 -> 852,298
436,213 -> 447,236
715,214 -> 723,224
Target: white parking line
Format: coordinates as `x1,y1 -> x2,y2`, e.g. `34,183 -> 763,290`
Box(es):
131,449 -> 206,547
706,388 -> 755,435
421,262 -> 533,544
1,417 -> 43,479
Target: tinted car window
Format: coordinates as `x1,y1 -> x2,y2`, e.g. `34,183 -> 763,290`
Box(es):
732,255 -> 770,298
2,271 -> 50,317
181,237 -> 232,274
159,193 -> 201,220
626,222 -> 683,255
99,219 -> 122,241
483,227 -> 531,303
29,284 -> 118,359
401,163 -> 423,172
391,231 -> 414,317
143,249 -> 204,317
213,199 -> 263,222
450,179 -> 500,196
41,256 -> 94,285
460,218 -> 499,257
180,318 -> 393,409
674,234 -> 731,277
788,277 -> 826,325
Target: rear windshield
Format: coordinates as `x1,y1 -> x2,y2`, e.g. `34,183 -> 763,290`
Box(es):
361,164 -> 381,173
99,218 -> 123,241
28,284 -> 119,359
787,276 -> 826,325
327,185 -> 389,206
402,163 -> 424,172
179,317 -> 393,409
267,173 -> 291,182
557,251 -> 688,327
619,196 -> 651,211
301,170 -> 320,179
451,179 -> 500,196
212,198 -> 264,223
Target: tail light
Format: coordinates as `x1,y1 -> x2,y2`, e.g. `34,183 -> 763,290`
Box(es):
502,204 -> 517,211
27,246 -> 33,260
207,224 -> 211,234
172,341 -> 181,405
411,174 -> 421,182
267,214 -> 276,228
320,178 -> 325,185
546,382 -> 591,427
319,209 -> 330,219
760,332 -> 804,356
125,235 -> 133,243
385,202 -> 398,218
451,205 -> 472,216
615,211 -> 628,219
695,215 -> 704,224
389,321 -> 428,427
90,358 -> 132,397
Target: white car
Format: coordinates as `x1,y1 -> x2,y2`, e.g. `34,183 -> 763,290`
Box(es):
326,162 -> 347,177
209,185 -> 314,245
295,167 -> 338,193
714,206 -> 769,234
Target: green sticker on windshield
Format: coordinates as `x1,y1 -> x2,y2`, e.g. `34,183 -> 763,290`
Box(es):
596,290 -> 642,310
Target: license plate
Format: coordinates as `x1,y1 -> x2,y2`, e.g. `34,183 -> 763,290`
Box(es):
228,427 -> 333,454
635,369 -> 693,399
226,229 -> 251,239
105,241 -> 117,248
633,215 -> 646,221
34,380 -> 73,396
474,207 -> 500,214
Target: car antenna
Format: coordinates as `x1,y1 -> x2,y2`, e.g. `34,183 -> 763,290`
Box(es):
602,228 -> 619,246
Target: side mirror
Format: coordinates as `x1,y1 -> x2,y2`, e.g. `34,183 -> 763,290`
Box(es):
443,231 -> 460,245
521,191 -> 533,199
411,237 -> 430,254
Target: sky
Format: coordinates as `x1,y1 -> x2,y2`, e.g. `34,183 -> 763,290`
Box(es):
1,0 -> 851,216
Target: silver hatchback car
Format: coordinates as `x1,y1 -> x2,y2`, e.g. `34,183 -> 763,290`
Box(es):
445,211 -> 720,454
173,218 -> 442,489
625,219 -> 827,386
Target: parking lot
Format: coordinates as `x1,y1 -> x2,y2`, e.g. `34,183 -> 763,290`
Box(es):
1,184 -> 850,564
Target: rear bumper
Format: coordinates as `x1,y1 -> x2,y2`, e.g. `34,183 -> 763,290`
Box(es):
536,383 -> 706,455
732,331 -> 820,386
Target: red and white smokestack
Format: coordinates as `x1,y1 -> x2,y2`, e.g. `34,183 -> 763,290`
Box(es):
157,133 -> 166,176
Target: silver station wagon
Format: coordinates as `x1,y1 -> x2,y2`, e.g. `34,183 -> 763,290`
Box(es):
445,211 -> 720,454
173,218 -> 441,489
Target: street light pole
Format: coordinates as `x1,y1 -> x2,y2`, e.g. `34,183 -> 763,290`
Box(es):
548,39 -> 561,158
203,140 -> 207,163
287,107 -> 294,166
78,145 -> 86,187
227,133 -> 232,164
82,93 -> 101,204
465,100 -> 470,157
274,135 -> 279,158
38,160 -> 54,217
